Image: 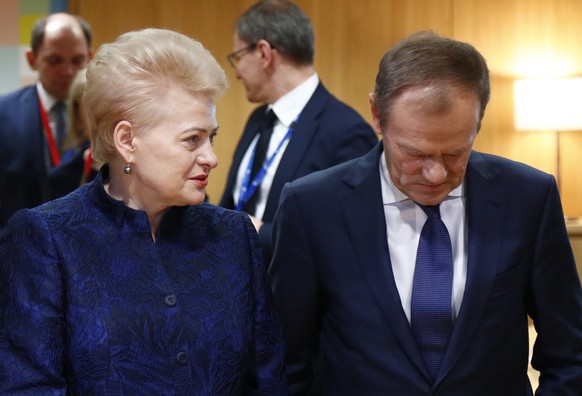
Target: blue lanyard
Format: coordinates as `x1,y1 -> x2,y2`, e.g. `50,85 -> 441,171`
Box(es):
236,117 -> 298,211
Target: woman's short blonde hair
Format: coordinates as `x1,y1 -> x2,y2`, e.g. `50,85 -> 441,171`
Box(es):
84,28 -> 228,163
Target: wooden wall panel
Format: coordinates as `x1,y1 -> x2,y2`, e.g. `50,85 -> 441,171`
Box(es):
70,0 -> 161,45
70,0 -> 581,217
302,0 -> 454,130
453,0 -> 582,78
453,0 -> 582,216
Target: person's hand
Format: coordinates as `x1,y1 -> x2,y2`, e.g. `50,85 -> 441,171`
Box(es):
249,214 -> 263,231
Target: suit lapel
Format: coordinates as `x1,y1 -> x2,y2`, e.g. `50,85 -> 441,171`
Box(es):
263,83 -> 329,220
220,105 -> 270,208
23,86 -> 47,178
436,152 -> 504,383
339,149 -> 506,383
339,143 -> 428,375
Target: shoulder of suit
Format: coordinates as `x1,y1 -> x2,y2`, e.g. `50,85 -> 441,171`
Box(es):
314,90 -> 369,123
0,84 -> 38,107
469,150 -> 553,181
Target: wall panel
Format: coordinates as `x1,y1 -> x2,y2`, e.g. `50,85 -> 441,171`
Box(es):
303,0 -> 454,129
70,0 -> 581,216
453,0 -> 582,216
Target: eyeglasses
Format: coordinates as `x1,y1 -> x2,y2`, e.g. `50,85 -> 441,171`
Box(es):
226,43 -> 257,68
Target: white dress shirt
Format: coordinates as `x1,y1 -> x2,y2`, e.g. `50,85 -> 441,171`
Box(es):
37,81 -> 61,137
234,73 -> 320,220
379,154 -> 468,323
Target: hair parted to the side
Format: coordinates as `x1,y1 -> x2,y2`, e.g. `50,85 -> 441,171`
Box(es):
373,31 -> 490,130
84,28 -> 228,163
236,0 -> 314,66
30,14 -> 92,55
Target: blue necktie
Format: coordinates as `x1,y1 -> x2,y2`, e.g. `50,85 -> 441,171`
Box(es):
411,204 -> 454,379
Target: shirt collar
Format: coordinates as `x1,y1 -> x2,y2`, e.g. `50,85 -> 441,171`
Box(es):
36,81 -> 59,112
270,73 -> 319,127
379,150 -> 464,205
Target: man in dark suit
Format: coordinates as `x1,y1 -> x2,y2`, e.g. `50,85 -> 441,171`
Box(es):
270,31 -> 582,394
219,0 -> 377,262
0,13 -> 92,229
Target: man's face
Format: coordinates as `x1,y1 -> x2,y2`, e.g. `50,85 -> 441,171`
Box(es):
372,84 -> 480,206
231,33 -> 265,103
27,24 -> 90,101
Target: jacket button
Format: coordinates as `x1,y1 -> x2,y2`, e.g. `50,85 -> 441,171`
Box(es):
164,294 -> 176,307
176,351 -> 189,365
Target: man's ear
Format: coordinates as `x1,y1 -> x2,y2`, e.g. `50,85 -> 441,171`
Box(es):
257,39 -> 275,67
25,49 -> 37,71
113,120 -> 135,163
369,93 -> 383,137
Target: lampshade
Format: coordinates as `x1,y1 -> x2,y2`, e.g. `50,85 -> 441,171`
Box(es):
514,78 -> 582,131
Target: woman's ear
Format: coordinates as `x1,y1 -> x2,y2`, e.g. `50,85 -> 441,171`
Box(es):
113,120 -> 135,163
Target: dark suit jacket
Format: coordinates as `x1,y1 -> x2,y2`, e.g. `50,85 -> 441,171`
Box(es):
46,140 -> 98,200
220,82 -> 377,261
270,142 -> 582,395
0,85 -> 47,229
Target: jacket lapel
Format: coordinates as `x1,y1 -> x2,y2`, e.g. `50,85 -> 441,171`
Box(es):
264,83 -> 329,220
436,151 -> 504,384
338,143 -> 428,374
339,148 -> 506,383
23,86 -> 47,178
220,105 -> 270,208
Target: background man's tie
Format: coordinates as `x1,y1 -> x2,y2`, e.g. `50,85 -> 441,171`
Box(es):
243,109 -> 278,215
411,204 -> 454,379
52,101 -> 67,152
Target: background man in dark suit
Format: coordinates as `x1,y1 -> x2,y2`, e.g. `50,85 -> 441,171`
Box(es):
0,13 -> 92,229
270,31 -> 582,394
219,0 -> 377,262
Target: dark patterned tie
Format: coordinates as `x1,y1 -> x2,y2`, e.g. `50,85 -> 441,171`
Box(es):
411,204 -> 454,379
243,109 -> 278,215
52,101 -> 67,152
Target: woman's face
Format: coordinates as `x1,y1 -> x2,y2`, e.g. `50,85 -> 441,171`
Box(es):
129,87 -> 219,209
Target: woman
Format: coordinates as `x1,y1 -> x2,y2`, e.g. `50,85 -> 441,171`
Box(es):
0,28 -> 286,394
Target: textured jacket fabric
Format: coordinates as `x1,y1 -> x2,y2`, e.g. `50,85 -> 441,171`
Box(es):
0,167 -> 286,395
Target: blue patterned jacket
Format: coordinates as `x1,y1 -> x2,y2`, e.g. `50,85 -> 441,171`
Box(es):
0,168 -> 286,395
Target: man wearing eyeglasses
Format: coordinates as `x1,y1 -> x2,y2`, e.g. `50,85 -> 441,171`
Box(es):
219,0 -> 377,266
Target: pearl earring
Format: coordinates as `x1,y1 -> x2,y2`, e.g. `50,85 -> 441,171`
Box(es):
123,164 -> 132,174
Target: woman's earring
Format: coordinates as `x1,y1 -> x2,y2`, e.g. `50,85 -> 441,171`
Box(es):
123,163 -> 132,174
